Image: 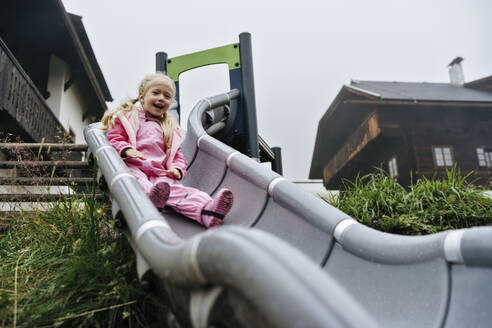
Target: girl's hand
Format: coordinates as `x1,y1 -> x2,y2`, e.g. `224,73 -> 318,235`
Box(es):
165,168 -> 182,179
123,148 -> 146,159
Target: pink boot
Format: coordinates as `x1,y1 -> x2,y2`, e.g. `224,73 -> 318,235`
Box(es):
201,188 -> 234,228
149,181 -> 170,208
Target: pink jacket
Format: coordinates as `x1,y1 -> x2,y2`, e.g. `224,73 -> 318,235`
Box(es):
107,108 -> 187,179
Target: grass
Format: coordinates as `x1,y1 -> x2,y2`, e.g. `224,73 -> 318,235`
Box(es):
0,189 -> 161,327
326,167 -> 492,235
0,135 -> 171,327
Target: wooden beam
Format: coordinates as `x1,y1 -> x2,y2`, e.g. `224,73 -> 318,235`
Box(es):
0,177 -> 93,185
414,170 -> 492,176
323,111 -> 381,183
0,161 -> 89,169
0,143 -> 88,151
0,193 -> 105,201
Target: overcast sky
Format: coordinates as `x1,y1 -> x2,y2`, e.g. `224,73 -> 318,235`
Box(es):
63,0 -> 492,180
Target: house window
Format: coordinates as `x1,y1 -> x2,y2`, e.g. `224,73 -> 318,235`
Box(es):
433,146 -> 454,167
476,147 -> 492,168
388,157 -> 398,178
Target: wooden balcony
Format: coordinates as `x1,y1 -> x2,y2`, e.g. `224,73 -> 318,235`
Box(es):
0,37 -> 68,143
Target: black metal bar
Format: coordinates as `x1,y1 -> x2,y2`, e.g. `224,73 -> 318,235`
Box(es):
175,81 -> 181,119
258,135 -> 275,161
156,52 -> 168,73
272,147 -> 283,175
225,69 -> 242,144
239,32 -> 259,160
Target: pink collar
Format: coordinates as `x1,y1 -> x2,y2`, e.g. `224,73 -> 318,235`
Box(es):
139,108 -> 163,123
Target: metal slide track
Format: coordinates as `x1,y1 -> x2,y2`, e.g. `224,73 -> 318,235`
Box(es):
85,90 -> 492,328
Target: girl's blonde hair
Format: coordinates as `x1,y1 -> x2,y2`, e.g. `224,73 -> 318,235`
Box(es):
101,72 -> 177,146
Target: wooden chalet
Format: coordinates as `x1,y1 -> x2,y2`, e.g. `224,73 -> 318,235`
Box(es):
0,0 -> 112,144
310,59 -> 492,189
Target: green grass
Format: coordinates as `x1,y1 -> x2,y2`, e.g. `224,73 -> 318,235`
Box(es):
0,191 -> 159,327
0,138 -> 169,327
326,167 -> 492,235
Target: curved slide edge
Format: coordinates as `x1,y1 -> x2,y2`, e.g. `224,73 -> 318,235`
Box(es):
183,90 -> 492,268
84,115 -> 378,328
86,89 -> 492,327
180,91 -> 492,328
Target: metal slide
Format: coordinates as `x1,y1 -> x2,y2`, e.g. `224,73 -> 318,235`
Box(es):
85,90 -> 492,328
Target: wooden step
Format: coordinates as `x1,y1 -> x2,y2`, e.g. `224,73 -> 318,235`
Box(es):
0,193 -> 106,202
0,216 -> 12,232
0,161 -> 90,169
0,143 -> 88,151
0,177 -> 94,185
0,200 -> 89,227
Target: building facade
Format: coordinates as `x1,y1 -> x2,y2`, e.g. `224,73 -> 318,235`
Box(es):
310,59 -> 492,189
0,0 -> 112,144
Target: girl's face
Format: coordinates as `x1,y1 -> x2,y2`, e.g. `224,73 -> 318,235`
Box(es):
139,82 -> 174,117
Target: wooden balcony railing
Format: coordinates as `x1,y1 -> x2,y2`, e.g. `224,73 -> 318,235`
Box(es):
0,37 -> 69,142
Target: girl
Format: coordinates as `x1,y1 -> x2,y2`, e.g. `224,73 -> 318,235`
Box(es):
102,72 -> 233,228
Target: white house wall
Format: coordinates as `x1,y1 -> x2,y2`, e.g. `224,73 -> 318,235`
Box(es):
46,54 -> 89,144
46,54 -> 67,119
60,81 -> 88,144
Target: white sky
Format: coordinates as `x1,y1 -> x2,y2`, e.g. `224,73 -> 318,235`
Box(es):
63,0 -> 492,180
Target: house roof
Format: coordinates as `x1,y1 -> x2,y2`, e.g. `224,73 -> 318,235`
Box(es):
309,79 -> 492,180
350,80 -> 492,102
0,0 -> 112,116
465,75 -> 492,91
54,0 -> 113,109
68,13 -> 112,102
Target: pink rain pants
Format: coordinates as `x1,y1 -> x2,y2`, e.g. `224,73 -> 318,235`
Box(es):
107,109 -> 212,224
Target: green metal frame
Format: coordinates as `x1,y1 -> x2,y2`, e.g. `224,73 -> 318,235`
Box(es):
166,43 -> 241,82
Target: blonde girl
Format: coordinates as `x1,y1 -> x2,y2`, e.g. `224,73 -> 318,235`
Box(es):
102,72 -> 233,228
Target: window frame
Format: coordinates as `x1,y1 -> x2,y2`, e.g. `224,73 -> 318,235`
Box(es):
388,156 -> 398,178
432,146 -> 454,168
476,147 -> 492,168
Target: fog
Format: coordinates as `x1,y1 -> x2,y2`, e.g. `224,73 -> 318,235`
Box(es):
63,0 -> 492,180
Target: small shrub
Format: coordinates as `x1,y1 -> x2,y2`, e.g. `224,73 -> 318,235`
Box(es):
328,167 -> 492,235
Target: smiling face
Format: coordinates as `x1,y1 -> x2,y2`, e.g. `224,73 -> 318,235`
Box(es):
139,82 -> 174,117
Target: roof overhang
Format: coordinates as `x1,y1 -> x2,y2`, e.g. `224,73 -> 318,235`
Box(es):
68,13 -> 112,103
310,85 -> 377,179
54,0 -> 111,114
343,99 -> 492,108
465,75 -> 492,91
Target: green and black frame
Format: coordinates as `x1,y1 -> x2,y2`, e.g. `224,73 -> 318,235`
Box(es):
155,32 -> 282,174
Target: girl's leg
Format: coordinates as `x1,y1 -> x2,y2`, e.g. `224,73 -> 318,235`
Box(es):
128,166 -> 153,194
160,180 -> 234,227
164,182 -> 212,225
201,188 -> 234,227
130,167 -> 169,208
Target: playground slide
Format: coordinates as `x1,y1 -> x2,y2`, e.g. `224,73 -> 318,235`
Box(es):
85,90 -> 492,328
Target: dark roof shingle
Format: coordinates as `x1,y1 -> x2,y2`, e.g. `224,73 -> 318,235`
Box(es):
351,80 -> 492,102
